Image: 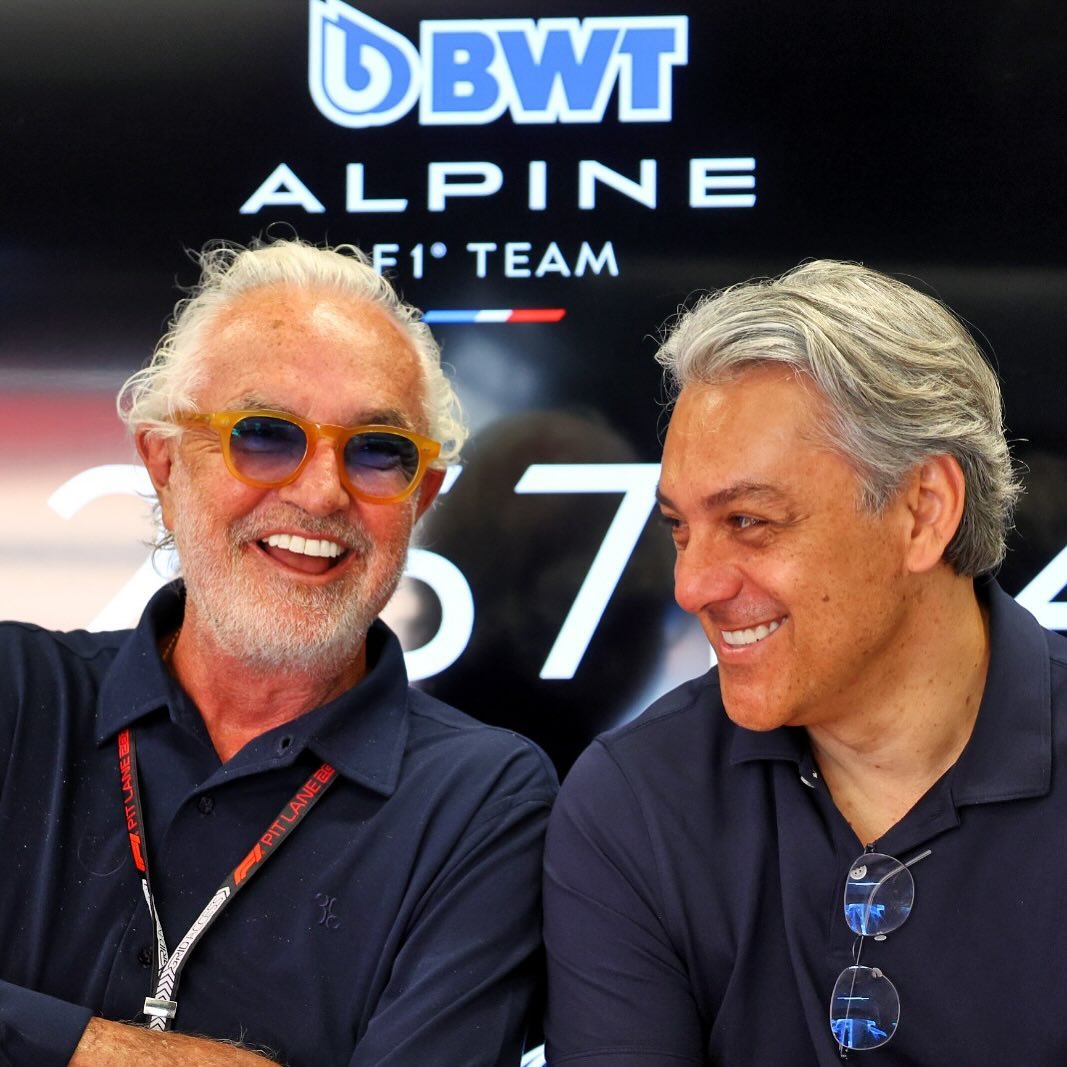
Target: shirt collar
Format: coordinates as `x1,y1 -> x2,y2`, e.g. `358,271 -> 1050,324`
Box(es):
96,581 -> 411,797
950,578 -> 1052,804
728,579 -> 1054,805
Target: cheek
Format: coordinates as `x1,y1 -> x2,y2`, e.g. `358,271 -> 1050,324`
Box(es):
790,517 -> 899,603
360,504 -> 417,556
805,557 -> 906,659
170,460 -> 267,532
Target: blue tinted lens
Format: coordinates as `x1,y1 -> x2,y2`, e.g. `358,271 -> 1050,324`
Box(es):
830,966 -> 900,1050
843,853 -> 914,936
230,416 -> 307,482
344,431 -> 420,496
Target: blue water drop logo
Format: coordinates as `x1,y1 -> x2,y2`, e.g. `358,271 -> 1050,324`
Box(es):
308,0 -> 421,127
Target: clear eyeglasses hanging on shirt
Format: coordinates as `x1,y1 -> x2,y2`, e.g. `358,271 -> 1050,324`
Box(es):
829,848 -> 931,1056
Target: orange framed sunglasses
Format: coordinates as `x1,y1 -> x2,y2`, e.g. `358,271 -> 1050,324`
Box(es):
180,409 -> 441,504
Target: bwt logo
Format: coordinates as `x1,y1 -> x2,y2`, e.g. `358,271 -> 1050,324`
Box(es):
308,0 -> 689,128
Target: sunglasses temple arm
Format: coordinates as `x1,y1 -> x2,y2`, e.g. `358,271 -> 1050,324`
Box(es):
903,848 -> 932,870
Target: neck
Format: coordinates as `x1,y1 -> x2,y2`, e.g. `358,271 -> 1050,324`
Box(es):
166,619 -> 367,763
807,573 -> 990,845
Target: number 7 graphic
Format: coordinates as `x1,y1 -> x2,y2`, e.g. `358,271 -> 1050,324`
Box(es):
514,463 -> 661,679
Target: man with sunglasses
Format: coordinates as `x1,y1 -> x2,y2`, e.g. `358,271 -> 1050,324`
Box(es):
544,261 -> 1067,1063
0,239 -> 556,1066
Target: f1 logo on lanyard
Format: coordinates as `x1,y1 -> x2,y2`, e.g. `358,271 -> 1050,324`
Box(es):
117,729 -> 337,1029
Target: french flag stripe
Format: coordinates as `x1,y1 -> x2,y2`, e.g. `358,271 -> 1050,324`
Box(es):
423,308 -> 566,324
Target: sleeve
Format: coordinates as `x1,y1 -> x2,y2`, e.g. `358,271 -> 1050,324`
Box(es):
542,741 -> 705,1066
349,746 -> 557,1067
0,630 -> 93,1066
0,980 -> 92,1067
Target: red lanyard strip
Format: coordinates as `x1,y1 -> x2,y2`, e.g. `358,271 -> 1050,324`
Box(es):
118,729 -> 170,986
117,728 -> 337,1031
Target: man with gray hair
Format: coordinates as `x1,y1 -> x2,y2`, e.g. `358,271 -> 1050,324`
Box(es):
0,238 -> 555,1066
543,260 -> 1065,1063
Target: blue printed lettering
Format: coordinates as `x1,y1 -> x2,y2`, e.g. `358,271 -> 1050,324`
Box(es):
498,26 -> 617,119
426,29 -> 502,118
309,3 -> 689,128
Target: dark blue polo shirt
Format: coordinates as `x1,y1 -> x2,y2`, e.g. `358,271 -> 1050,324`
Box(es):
544,581 -> 1067,1065
0,583 -> 557,1067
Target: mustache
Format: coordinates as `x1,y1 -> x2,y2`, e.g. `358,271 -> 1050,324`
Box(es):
227,507 -> 375,555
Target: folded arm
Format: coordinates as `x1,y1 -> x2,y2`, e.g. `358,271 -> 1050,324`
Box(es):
70,1018 -> 275,1066
350,757 -> 555,1067
543,742 -> 705,1066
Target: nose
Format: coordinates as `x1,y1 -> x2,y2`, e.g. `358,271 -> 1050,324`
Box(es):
672,536 -> 744,616
277,439 -> 351,515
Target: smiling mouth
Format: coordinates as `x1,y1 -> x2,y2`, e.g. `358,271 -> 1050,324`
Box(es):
257,533 -> 350,574
720,618 -> 784,648
263,533 -> 344,559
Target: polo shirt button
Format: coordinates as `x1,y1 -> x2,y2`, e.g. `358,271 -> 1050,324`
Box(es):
137,946 -> 152,968
197,795 -> 215,815
277,735 -> 294,755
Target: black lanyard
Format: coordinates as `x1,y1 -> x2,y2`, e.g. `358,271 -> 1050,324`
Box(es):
117,728 -> 337,1030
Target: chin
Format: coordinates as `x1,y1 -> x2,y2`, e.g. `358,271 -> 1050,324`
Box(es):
723,709 -> 788,733
719,684 -> 793,733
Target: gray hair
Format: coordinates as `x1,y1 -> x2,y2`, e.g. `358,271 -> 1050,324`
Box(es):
118,237 -> 466,463
656,259 -> 1020,576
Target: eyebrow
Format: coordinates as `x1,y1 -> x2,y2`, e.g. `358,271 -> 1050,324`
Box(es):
230,397 -> 415,429
655,481 -> 792,512
351,408 -> 414,429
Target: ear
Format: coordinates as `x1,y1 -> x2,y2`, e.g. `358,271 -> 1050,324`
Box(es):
902,454 -> 966,574
413,467 -> 446,521
135,427 -> 178,531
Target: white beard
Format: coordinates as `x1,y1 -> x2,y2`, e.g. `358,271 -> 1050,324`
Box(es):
171,502 -> 410,676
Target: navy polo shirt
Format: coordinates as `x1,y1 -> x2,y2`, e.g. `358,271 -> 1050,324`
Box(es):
544,581 -> 1067,1065
0,583 -> 557,1067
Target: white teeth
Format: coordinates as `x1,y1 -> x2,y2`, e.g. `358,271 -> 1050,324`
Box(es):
721,619 -> 782,647
264,533 -> 343,559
